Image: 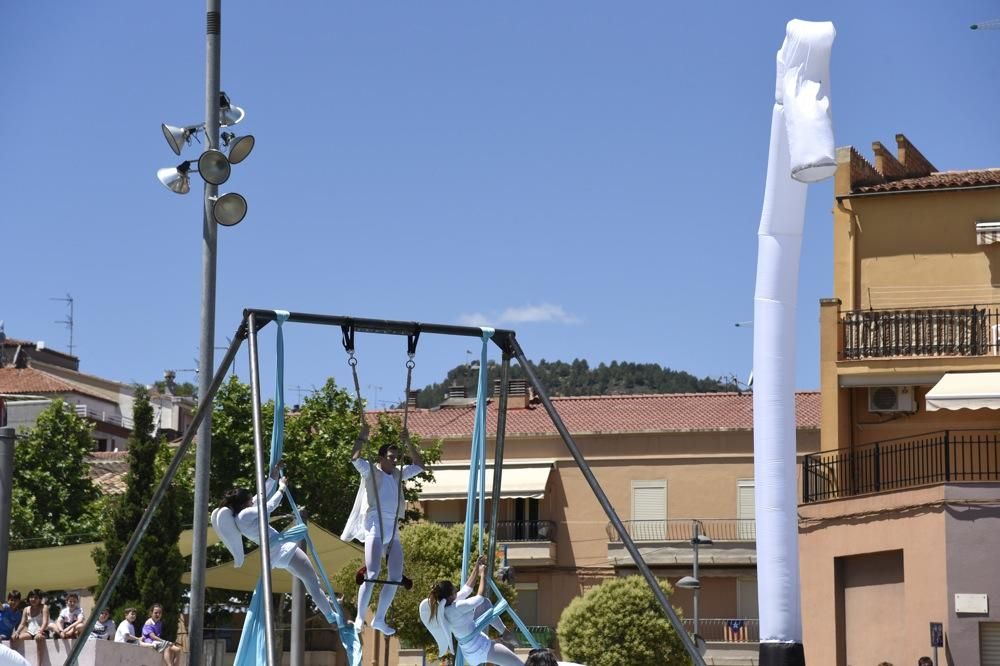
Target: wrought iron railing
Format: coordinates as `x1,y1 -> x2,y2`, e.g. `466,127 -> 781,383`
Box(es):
842,305 -> 1000,359
682,618 -> 759,643
435,520 -> 556,542
803,429 -> 1000,502
605,519 -> 756,543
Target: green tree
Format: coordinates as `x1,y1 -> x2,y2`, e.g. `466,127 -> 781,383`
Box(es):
92,387 -> 187,639
10,400 -> 100,548
557,576 -> 690,666
332,522 -> 514,656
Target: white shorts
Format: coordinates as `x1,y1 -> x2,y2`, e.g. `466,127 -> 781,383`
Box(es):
457,632 -> 492,665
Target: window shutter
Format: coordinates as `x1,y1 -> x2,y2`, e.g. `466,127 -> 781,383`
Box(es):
631,481 -> 666,540
737,480 -> 755,540
982,622 -> 1000,665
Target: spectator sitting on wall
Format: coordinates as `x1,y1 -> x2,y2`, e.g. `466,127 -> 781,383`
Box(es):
88,608 -> 115,641
15,589 -> 50,642
0,591 -> 22,640
51,592 -> 84,639
114,608 -> 146,645
141,604 -> 182,666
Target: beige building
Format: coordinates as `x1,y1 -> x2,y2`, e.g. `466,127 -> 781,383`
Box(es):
400,383 -> 820,659
800,135 -> 1000,665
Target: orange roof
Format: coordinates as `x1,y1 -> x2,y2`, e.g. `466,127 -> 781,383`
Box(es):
375,391 -> 820,438
87,451 -> 129,494
0,367 -> 79,394
855,168 -> 1000,193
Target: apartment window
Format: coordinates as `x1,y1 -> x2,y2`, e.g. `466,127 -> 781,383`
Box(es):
737,577 -> 759,618
737,479 -> 755,540
94,438 -> 110,452
631,480 -> 666,540
982,622 -> 1000,665
515,583 -> 539,626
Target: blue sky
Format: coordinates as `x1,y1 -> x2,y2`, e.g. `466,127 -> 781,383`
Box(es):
3,1 -> 999,408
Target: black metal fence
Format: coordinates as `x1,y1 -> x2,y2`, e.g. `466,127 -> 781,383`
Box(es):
803,429 -> 1000,502
842,305 -> 1000,359
682,618 -> 760,643
605,519 -> 756,543
436,520 -> 557,542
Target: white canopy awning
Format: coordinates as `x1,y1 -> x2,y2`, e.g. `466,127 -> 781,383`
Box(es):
422,461 -> 554,501
926,372 -> 1000,411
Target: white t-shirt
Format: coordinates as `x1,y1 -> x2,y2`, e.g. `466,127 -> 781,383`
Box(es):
89,617 -> 115,640
58,606 -> 83,629
353,459 -> 423,517
115,619 -> 138,643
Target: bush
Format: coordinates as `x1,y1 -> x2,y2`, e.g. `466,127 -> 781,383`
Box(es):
557,576 -> 691,666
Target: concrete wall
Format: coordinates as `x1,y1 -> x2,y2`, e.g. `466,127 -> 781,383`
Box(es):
5,639 -> 164,666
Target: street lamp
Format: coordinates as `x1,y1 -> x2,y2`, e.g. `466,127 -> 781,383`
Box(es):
154,3 -> 257,661
676,522 -> 713,644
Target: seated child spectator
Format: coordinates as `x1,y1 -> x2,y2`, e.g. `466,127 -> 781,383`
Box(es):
88,607 -> 115,641
52,592 -> 84,639
115,608 -> 144,644
0,591 -> 22,640
141,604 -> 182,666
15,589 -> 49,642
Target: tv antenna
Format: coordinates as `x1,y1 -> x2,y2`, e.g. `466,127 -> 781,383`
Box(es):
50,293 -> 75,356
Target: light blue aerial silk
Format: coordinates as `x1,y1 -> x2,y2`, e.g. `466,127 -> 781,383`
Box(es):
455,329 -> 539,666
234,311 -> 361,666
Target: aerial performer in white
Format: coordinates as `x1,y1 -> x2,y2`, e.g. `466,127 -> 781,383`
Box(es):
342,423 -> 424,635
753,19 -> 835,666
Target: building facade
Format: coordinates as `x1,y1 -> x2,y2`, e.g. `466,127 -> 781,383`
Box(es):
800,135 -> 1000,665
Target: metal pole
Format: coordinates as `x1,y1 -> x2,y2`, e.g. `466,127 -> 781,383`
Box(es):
486,354 -> 511,584
65,326 -> 246,666
291,522 -> 306,666
189,0 -> 222,661
247,314 -> 277,666
0,427 -> 15,596
511,339 -> 706,666
692,522 -> 700,638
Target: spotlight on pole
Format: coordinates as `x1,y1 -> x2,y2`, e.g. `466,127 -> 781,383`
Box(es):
222,132 -> 255,164
197,149 -> 231,186
210,193 -> 248,227
161,123 -> 203,156
219,91 -> 246,127
156,162 -> 193,194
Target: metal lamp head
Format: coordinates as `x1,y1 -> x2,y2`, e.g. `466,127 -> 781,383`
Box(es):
161,123 -> 200,156
156,162 -> 192,194
676,576 -> 700,590
218,91 -> 246,127
197,149 -> 231,185
210,192 -> 247,227
222,132 -> 255,164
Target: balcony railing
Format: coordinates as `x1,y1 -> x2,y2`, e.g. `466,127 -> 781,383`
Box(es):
435,520 -> 556,542
682,618 -> 759,643
841,305 -> 1000,359
605,519 -> 756,543
803,429 -> 1000,502
73,404 -> 133,429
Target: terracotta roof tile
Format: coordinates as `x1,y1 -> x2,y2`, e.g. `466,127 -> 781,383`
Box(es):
87,451 -> 129,494
855,168 -> 1000,193
0,367 -> 78,394
373,391 -> 820,439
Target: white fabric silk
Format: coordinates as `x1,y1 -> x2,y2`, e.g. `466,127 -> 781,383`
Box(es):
753,19 -> 835,647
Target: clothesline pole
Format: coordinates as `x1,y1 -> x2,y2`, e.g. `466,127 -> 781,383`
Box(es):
247,312 -> 278,666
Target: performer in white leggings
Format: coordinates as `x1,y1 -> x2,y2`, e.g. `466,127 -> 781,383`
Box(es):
420,556 -> 524,666
342,424 -> 424,636
215,462 -> 340,625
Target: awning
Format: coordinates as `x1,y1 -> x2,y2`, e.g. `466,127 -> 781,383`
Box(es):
182,523 -> 362,593
926,372 -> 1000,411
421,461 -> 553,501
9,528 -> 213,591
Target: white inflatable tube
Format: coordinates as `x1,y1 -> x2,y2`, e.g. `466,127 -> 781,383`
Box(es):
753,19 -> 835,666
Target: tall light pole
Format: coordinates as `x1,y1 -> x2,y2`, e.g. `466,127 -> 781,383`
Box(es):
158,3 -> 253,661
677,521 -> 713,644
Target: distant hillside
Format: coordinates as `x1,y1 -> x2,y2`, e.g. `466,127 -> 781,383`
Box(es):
416,359 -> 738,408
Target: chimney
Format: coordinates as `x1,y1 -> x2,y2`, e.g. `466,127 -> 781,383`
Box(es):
446,383 -> 467,399
163,370 -> 177,396
492,378 -> 531,408
407,390 -> 420,409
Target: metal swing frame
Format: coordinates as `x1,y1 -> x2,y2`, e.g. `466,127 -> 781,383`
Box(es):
66,308 -> 706,666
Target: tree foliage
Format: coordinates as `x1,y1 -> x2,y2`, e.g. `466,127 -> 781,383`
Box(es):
417,359 -> 739,407
332,522 -> 514,655
92,387 -> 188,639
557,576 -> 690,666
10,399 -> 100,548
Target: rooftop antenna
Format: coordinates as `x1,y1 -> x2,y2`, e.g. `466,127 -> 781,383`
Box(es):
50,293 -> 75,356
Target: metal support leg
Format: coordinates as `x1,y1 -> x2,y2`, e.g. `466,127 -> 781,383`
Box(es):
486,353 -> 511,584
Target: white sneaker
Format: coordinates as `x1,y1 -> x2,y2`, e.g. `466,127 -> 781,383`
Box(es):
371,618 -> 396,636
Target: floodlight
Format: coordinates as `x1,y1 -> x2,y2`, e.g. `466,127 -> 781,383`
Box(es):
222,132 -> 255,164
197,149 -> 231,185
156,162 -> 192,194
161,123 -> 202,156
210,193 -> 247,227
219,91 -> 246,127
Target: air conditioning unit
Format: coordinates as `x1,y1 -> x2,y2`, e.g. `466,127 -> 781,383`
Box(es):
868,386 -> 916,413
